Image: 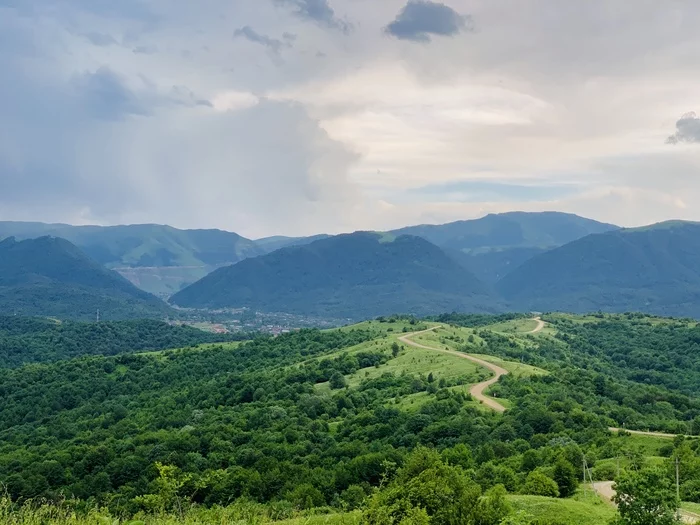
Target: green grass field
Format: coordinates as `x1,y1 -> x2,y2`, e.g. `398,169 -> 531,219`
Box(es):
507,492 -> 616,525
681,501 -> 700,515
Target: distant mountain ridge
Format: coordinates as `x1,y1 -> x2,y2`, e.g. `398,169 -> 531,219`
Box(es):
497,221 -> 700,317
391,211 -> 619,283
170,232 -> 499,319
0,236 -> 170,320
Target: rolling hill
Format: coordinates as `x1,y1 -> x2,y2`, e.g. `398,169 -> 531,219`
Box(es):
0,236 -> 171,320
0,222 -> 263,296
170,232 -> 498,319
497,221 -> 700,316
391,211 -> 619,283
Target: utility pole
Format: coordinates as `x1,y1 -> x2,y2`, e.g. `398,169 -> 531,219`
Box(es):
583,455 -> 587,498
676,456 -> 681,521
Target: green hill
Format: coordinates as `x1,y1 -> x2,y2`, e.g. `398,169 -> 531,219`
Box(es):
0,316 -> 240,368
391,211 -> 619,283
0,222 -> 263,296
171,232 -> 498,319
0,236 -> 170,320
497,221 -> 700,316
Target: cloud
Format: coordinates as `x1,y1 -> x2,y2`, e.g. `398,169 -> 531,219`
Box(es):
234,26 -> 288,54
667,112 -> 700,144
386,1 -> 469,42
276,0 -> 350,31
71,67 -> 149,121
82,32 -> 118,47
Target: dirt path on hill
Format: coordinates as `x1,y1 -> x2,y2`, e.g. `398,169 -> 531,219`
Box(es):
398,326 -> 509,413
529,317 -> 546,333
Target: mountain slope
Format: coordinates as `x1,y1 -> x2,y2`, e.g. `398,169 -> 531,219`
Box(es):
0,222 -> 263,296
0,236 -> 170,320
171,232 -> 498,319
391,212 -> 619,283
497,221 -> 700,316
254,234 -> 332,254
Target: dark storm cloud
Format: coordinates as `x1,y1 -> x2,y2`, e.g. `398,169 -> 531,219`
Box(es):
82,32 -> 118,47
234,26 -> 288,53
386,1 -> 469,42
275,0 -> 350,31
72,67 -> 149,120
666,112 -> 700,144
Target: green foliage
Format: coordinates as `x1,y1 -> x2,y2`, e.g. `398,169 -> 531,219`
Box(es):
522,471 -> 559,498
170,232 -> 495,319
0,236 -> 169,320
552,458 -> 578,499
0,316 -> 241,368
612,468 -> 680,525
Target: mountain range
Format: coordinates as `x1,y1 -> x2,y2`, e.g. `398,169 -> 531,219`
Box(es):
9,212 -> 700,321
0,236 -> 170,320
170,232 -> 498,319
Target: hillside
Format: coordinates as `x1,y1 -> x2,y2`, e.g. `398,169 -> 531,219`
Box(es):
391,211 -> 619,282
0,316 -> 243,368
0,236 -> 170,320
170,232 -> 498,318
0,313 -> 698,523
254,234 -> 331,254
0,222 -> 263,296
497,221 -> 700,316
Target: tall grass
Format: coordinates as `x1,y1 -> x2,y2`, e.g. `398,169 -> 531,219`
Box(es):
0,497 -> 361,525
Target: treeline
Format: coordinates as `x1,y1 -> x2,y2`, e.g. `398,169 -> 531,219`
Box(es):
0,316 -> 247,368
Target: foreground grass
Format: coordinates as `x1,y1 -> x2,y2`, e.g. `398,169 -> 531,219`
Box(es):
0,498 -> 361,525
0,494 -> 624,525
507,492 -> 616,525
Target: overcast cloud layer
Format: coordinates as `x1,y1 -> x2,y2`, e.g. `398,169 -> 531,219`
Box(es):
2,0 -> 700,237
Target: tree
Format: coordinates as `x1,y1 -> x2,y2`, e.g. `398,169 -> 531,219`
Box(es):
522,470 -> 559,497
552,457 -> 578,498
391,342 -> 400,358
329,371 -> 347,390
613,468 -> 680,525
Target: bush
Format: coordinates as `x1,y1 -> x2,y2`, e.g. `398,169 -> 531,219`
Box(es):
522,470 -> 559,497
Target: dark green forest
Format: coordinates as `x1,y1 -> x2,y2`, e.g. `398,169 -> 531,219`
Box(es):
0,316 -> 243,368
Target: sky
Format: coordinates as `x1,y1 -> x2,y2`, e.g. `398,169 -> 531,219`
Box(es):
2,0 -> 700,238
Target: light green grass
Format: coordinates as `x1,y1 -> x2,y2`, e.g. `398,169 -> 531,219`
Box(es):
609,433 -> 676,456
344,341 -> 481,388
507,492 -> 616,525
487,318 -> 539,333
138,341 -> 242,357
681,502 -> 700,515
470,354 -> 547,378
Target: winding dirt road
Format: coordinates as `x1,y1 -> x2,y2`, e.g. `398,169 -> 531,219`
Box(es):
398,326 -> 509,413
530,317 -> 546,333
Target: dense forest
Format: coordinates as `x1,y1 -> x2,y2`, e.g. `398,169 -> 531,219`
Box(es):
0,314 -> 698,524
0,316 -> 243,368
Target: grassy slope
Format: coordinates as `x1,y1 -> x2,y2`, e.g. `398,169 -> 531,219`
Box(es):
508,492 -> 616,524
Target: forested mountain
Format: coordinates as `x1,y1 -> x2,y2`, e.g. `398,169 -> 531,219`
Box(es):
0,316 -> 241,368
171,232 -> 498,318
391,212 -> 619,283
0,236 -> 170,321
497,221 -> 700,316
0,222 -> 263,296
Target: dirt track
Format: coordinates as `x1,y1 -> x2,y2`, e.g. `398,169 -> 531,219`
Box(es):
398,327 -> 509,413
